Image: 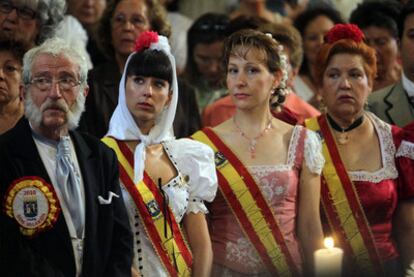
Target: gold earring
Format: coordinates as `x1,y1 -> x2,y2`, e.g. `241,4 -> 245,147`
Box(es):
318,97 -> 327,113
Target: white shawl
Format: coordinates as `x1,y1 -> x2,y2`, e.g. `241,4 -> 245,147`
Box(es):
106,35 -> 178,183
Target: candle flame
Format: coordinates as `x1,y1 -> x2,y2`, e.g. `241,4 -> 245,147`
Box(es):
324,237 -> 334,249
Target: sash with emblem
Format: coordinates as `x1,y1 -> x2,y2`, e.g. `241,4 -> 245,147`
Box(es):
102,137 -> 192,277
192,128 -> 299,277
305,116 -> 384,276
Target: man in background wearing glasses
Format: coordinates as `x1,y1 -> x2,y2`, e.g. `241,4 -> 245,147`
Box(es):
0,0 -> 65,47
0,37 -> 132,276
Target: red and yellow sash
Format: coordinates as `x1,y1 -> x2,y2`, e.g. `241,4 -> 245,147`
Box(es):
305,116 -> 384,276
102,137 -> 192,277
192,128 -> 299,277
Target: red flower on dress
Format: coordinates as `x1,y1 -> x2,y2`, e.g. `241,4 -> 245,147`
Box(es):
325,24 -> 365,44
134,31 -> 159,52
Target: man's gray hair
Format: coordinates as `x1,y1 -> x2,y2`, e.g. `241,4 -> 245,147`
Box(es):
22,37 -> 89,87
36,0 -> 67,44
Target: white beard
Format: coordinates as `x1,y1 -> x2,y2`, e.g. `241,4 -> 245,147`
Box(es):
24,88 -> 86,131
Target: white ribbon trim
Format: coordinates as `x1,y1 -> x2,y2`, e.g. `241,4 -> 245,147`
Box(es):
396,140 -> 414,159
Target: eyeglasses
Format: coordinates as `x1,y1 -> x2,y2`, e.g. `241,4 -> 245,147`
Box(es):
111,13 -> 148,29
0,1 -> 37,20
29,77 -> 81,92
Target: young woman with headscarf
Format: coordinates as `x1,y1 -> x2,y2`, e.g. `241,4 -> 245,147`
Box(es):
102,31 -> 217,277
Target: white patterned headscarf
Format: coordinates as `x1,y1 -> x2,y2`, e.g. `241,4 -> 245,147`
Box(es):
106,31 -> 178,183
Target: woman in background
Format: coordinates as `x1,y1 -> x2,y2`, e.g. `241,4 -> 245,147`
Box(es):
350,0 -> 402,91
293,5 -> 343,108
184,13 -> 229,113
0,40 -> 26,134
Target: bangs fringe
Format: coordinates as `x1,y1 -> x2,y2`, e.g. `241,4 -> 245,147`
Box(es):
127,49 -> 173,84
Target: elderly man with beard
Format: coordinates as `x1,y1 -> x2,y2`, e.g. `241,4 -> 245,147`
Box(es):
0,37 -> 133,277
0,0 -> 66,48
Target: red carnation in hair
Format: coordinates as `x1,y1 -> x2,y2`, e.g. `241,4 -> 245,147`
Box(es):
134,31 -> 159,52
325,24 -> 365,44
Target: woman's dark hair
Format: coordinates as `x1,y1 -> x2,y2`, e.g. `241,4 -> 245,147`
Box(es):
0,40 -> 27,62
126,49 -> 173,86
398,0 -> 414,39
184,12 -> 229,84
294,5 -> 344,75
350,1 -> 402,39
163,0 -> 178,12
224,15 -> 270,36
97,0 -> 171,59
294,5 -> 343,36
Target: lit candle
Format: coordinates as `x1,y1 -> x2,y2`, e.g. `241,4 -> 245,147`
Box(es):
314,237 -> 343,277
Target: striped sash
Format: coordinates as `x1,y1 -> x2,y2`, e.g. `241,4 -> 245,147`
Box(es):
192,128 -> 299,277
102,137 -> 192,277
305,116 -> 384,276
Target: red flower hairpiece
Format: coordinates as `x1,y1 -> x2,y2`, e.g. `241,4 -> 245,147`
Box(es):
325,24 -> 365,44
134,31 -> 159,52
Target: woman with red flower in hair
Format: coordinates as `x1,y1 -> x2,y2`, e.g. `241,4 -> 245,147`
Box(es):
102,31 -> 217,277
305,24 -> 414,276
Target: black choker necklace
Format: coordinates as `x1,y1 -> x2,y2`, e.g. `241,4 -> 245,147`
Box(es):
326,114 -> 364,145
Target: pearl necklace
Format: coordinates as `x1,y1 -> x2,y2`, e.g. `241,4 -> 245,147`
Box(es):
233,117 -> 273,159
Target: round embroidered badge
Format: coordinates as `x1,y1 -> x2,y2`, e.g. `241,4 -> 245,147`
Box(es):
3,177 -> 60,236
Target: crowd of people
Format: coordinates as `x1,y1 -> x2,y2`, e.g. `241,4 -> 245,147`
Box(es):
1,0 -> 414,277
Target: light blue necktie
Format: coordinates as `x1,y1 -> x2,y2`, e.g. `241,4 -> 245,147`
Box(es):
56,136 -> 84,238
